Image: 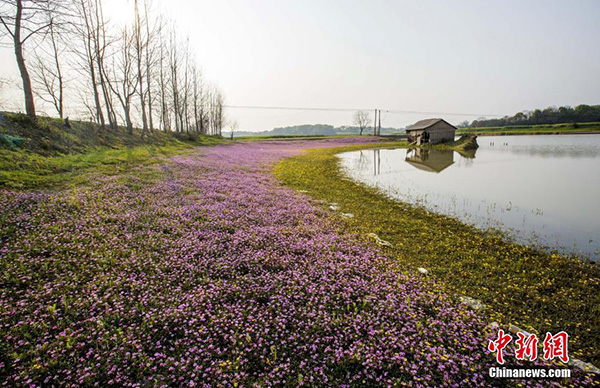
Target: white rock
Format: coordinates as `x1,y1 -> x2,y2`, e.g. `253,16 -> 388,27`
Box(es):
568,358 -> 600,374
417,267 -> 429,275
341,213 -> 354,218
329,205 -> 340,211
366,233 -> 393,248
508,324 -> 531,336
459,296 -> 486,312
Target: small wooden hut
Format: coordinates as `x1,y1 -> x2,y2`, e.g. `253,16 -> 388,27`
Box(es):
406,118 -> 456,145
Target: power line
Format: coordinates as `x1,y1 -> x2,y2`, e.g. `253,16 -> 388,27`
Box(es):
225,105 -> 504,118
384,109 -> 503,117
225,105 -> 359,112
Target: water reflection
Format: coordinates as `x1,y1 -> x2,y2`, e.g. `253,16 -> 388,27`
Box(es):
405,148 -> 456,173
338,135 -> 600,261
354,149 -> 382,175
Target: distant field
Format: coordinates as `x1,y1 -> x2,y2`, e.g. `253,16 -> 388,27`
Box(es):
234,134 -> 363,140
458,122 -> 600,135
234,134 -> 328,140
234,133 -> 407,141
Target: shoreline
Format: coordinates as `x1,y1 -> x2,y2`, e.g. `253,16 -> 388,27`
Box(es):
275,140 -> 600,367
459,130 -> 600,137
2,137 -> 598,385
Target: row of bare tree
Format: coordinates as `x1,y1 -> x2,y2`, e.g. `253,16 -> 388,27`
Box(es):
0,0 -> 225,136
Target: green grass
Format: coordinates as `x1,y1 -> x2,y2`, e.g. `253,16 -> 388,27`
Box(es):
0,141 -> 221,190
459,122 -> 600,135
0,112 -> 224,189
274,142 -> 600,365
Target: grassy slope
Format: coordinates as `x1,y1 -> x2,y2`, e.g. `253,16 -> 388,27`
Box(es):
458,122 -> 600,135
0,113 -> 223,189
274,142 -> 600,365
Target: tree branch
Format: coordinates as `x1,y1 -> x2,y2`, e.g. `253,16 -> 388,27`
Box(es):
0,15 -> 15,38
21,21 -> 52,43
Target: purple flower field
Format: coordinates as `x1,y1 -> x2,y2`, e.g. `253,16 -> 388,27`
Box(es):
0,139 -> 592,386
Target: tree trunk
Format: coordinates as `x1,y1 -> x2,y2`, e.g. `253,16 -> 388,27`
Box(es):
49,22 -> 64,118
124,101 -> 133,134
88,58 -> 105,127
14,0 -> 36,119
80,0 -> 105,127
146,50 -> 154,131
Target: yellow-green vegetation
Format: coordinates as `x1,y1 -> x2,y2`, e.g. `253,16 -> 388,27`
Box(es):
274,142 -> 600,365
458,122 -> 600,136
1,144 -> 197,189
419,134 -> 479,153
0,112 -> 224,189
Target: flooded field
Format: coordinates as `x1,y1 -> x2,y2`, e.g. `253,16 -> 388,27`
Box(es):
339,135 -> 600,261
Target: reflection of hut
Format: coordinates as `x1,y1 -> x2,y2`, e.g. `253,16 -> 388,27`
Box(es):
406,118 -> 456,145
405,148 -> 455,173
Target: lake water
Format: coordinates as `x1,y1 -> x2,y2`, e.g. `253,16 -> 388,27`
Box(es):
338,135 -> 600,261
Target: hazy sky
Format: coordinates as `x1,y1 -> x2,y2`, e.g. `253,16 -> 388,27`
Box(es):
2,0 -> 600,131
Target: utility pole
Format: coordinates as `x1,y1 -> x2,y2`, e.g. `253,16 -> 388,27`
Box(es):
373,109 -> 377,136
378,109 -> 381,135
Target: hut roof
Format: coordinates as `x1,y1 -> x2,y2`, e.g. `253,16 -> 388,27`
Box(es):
404,148 -> 455,173
406,118 -> 456,131
405,159 -> 454,173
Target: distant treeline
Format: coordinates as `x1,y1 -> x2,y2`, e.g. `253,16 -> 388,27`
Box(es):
232,124 -> 402,137
471,104 -> 600,127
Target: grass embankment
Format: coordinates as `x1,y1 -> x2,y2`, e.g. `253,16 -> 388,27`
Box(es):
458,122 -> 600,136
274,142 -> 600,366
0,112 -> 223,189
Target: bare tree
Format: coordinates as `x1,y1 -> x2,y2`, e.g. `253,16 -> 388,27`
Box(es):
31,9 -> 65,118
181,40 -> 191,133
0,0 -> 65,119
142,0 -> 159,131
73,0 -> 117,129
107,26 -> 138,134
167,29 -> 181,132
353,110 -> 371,136
0,0 -> 227,137
157,28 -> 170,131
132,0 -> 148,134
93,0 -> 116,129
192,66 -> 207,134
227,119 -> 238,140
209,88 -> 224,136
